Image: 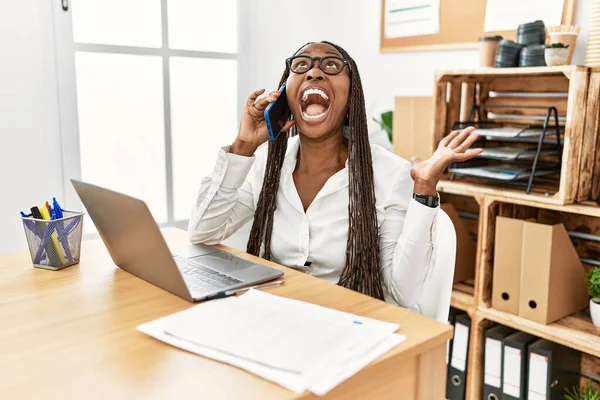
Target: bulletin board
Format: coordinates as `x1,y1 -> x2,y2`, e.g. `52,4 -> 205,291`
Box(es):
380,0 -> 576,52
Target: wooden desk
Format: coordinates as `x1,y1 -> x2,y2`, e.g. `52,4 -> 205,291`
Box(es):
0,228 -> 452,399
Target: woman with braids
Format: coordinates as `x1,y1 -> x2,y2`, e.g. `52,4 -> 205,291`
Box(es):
188,42 -> 481,308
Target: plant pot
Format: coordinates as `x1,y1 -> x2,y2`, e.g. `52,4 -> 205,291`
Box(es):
548,32 -> 577,64
591,298 -> 600,327
545,48 -> 569,66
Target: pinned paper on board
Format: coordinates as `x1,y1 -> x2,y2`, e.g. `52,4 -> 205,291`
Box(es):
483,0 -> 563,32
384,0 -> 440,39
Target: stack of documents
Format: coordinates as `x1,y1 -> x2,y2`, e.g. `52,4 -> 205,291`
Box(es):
478,147 -> 558,161
449,164 -> 556,181
473,127 -> 557,139
137,290 -> 406,396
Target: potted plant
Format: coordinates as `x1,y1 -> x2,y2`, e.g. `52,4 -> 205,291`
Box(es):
587,267 -> 600,327
545,42 -> 570,66
372,111 -> 393,144
565,385 -> 600,400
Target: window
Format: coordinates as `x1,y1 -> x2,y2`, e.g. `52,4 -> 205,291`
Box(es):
62,0 -> 238,230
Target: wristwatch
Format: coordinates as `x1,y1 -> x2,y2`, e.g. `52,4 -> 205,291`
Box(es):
413,192 -> 440,208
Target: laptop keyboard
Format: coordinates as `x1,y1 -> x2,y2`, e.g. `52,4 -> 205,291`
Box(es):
173,255 -> 243,293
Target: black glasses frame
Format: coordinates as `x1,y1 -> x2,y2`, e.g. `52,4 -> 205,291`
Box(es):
285,56 -> 349,75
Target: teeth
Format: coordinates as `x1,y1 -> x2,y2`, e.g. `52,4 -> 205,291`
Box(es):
301,88 -> 329,102
302,109 -> 328,120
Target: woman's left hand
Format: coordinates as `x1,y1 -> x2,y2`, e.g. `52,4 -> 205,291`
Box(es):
410,126 -> 482,195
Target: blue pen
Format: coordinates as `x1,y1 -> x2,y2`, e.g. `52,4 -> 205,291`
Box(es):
53,197 -> 64,219
51,197 -> 73,263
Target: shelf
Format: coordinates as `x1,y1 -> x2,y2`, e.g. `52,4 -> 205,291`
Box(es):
451,285 -> 475,312
438,179 -> 561,205
438,180 -> 600,217
436,65 -> 586,81
477,306 -> 600,358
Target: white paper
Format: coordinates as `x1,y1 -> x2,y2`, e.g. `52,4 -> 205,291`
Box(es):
384,0 -> 440,39
309,334 -> 406,396
164,290 -> 399,373
503,346 -> 522,397
137,290 -> 406,395
450,322 -> 469,371
484,338 -> 502,388
527,353 -> 548,400
484,0 -> 563,32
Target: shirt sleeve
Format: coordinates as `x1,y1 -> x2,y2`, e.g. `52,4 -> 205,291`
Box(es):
187,146 -> 259,245
379,161 -> 437,308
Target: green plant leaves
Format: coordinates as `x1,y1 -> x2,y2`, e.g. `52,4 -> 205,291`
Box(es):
587,268 -> 600,299
372,110 -> 393,143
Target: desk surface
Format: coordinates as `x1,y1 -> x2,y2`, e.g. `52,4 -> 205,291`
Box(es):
0,228 -> 452,399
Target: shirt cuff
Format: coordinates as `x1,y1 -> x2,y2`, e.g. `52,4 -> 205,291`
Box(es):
402,198 -> 438,243
214,146 -> 255,189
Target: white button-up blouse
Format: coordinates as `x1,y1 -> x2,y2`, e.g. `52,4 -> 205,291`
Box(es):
188,136 -> 438,308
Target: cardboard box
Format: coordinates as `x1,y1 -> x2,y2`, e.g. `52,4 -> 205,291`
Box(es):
518,221 -> 588,324
441,203 -> 476,283
392,96 -> 434,162
492,217 -> 525,315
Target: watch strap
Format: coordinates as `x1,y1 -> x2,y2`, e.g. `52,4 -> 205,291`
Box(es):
413,192 -> 440,208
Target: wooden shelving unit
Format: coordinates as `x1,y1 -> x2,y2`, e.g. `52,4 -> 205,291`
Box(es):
478,306 -> 600,358
434,65 -> 600,205
427,66 -> 600,400
440,188 -> 600,399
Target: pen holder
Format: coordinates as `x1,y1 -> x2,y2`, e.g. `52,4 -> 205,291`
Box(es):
21,211 -> 85,270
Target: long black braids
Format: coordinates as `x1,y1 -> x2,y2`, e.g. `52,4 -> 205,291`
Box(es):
246,41 -> 384,300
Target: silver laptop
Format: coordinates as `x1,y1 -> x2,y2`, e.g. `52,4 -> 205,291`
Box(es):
71,179 -> 283,302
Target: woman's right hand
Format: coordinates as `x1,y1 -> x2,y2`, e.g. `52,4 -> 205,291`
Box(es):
230,89 -> 295,156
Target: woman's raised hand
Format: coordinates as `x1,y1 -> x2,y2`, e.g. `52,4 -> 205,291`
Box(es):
230,89 -> 295,156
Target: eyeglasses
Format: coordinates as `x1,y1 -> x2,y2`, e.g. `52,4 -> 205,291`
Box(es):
286,56 -> 349,76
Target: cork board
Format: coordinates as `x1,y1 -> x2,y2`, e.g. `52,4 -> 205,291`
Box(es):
380,0 -> 576,52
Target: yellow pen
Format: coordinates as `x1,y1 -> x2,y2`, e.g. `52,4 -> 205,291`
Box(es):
39,203 -> 67,264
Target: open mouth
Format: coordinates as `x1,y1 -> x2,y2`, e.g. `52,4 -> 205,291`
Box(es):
300,87 -> 331,121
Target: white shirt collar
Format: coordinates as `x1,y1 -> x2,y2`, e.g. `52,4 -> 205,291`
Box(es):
280,135 -> 349,213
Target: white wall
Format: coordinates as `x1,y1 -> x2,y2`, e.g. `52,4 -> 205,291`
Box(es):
239,0 -> 591,133
0,0 -> 593,254
0,1 -> 64,253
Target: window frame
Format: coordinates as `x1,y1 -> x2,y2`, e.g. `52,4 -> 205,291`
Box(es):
52,0 -> 241,232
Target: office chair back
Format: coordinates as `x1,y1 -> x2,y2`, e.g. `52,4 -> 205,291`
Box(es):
413,209 -> 457,323
225,210 -> 457,323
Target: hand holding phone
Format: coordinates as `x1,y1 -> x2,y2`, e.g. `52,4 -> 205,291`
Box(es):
264,83 -> 291,141
231,86 -> 295,157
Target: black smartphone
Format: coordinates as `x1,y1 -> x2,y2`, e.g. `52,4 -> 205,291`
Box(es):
264,83 -> 290,140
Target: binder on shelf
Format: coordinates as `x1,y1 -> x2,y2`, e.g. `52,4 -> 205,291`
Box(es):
484,324 -> 515,400
502,331 -> 538,400
447,307 -> 464,363
492,217 -> 525,315
441,203 -> 476,283
447,313 -> 470,400
446,307 -> 464,400
519,221 -> 588,324
527,339 -> 581,400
